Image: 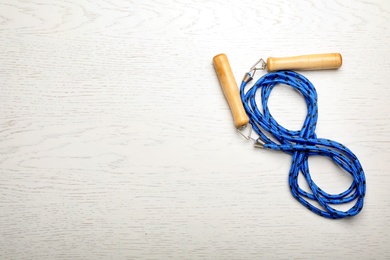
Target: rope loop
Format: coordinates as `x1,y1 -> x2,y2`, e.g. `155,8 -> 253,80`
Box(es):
240,71 -> 366,219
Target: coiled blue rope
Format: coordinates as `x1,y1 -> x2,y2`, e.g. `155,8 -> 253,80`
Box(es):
240,70 -> 366,219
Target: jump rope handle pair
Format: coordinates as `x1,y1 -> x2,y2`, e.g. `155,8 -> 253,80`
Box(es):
212,53 -> 342,128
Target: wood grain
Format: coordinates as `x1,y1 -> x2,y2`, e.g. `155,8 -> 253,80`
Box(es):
1,0 -> 390,259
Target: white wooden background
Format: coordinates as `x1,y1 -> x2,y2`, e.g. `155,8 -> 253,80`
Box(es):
1,0 -> 389,259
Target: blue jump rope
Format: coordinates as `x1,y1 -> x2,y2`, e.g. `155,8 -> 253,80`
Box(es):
213,53 -> 366,219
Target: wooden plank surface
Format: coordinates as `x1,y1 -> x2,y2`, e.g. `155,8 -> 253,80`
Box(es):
1,0 -> 390,259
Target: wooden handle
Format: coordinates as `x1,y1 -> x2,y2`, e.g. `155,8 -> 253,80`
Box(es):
213,53 -> 249,128
267,53 -> 342,71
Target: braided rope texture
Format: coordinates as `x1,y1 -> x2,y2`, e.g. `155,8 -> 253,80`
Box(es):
240,71 -> 366,219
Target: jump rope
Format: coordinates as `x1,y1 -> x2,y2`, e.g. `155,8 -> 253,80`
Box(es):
213,53 -> 366,219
